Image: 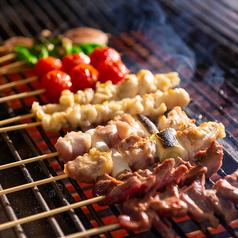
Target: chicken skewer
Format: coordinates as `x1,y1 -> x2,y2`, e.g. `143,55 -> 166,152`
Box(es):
0,87 -> 190,133
0,105 -> 225,175
0,114 -> 226,238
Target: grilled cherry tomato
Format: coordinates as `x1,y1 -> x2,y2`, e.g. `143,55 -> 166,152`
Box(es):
69,64 -> 99,92
62,52 -> 90,74
34,56 -> 63,79
89,47 -> 121,69
41,70 -> 73,102
97,60 -> 128,84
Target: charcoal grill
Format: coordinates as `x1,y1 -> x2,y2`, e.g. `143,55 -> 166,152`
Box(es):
0,0 -> 238,237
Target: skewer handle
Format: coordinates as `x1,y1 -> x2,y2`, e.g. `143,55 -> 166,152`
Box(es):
0,173 -> 69,196
0,112 -> 36,126
0,121 -> 42,133
0,46 -> 6,53
0,88 -> 45,104
63,223 -> 121,238
0,152 -> 59,170
0,60 -> 26,75
0,53 -> 16,64
0,194 -> 106,231
0,76 -> 38,91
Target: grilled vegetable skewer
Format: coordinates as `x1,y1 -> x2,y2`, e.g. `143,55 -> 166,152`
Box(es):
0,27 -> 108,68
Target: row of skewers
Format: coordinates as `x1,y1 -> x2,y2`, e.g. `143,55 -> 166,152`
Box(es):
0,28 -> 232,237
0,107 -> 230,237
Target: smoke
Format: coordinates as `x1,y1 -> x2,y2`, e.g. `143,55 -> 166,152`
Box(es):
98,0 -> 196,78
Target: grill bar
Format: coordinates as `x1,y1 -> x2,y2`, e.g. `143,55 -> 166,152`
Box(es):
0,185 -> 26,238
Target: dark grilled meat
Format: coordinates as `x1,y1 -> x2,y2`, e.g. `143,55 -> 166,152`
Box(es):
190,140 -> 223,177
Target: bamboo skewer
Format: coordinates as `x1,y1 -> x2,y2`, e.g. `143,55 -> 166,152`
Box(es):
0,76 -> 38,90
0,152 -> 58,170
0,60 -> 27,75
0,194 -> 106,231
0,121 -> 42,133
0,53 -> 16,64
0,88 -> 45,104
0,46 -> 6,53
63,223 -> 121,238
0,173 -> 69,196
0,112 -> 35,126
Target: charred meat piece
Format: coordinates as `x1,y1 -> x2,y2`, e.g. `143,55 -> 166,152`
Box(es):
92,173 -> 142,206
117,169 -> 238,234
150,184 -> 188,218
180,177 -> 220,228
190,140 -> 223,177
205,189 -> 237,225
93,158 -> 204,205
213,178 -> 238,205
118,190 -> 175,238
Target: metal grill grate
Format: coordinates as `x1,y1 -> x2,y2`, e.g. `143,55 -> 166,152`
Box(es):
0,0 -> 238,237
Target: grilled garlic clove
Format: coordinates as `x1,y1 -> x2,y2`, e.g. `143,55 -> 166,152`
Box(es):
150,128 -> 188,162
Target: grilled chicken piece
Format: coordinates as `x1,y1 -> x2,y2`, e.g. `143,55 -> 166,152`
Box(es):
118,135 -> 158,171
91,124 -> 121,149
64,148 -> 113,184
158,106 -> 195,130
55,131 -> 92,163
55,113 -> 145,163
176,121 -> 225,159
